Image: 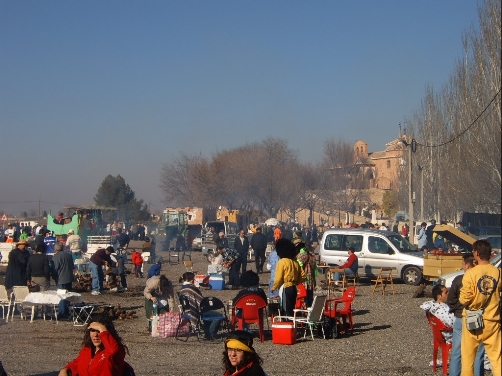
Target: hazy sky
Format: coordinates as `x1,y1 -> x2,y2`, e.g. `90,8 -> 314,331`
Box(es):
0,0 -> 480,218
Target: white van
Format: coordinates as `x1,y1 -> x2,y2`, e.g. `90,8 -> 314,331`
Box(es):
318,228 -> 424,285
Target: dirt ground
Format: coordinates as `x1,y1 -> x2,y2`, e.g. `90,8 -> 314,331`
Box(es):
0,249 -> 488,376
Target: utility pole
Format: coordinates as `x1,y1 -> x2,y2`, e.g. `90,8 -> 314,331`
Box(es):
38,195 -> 41,219
408,145 -> 414,244
403,136 -> 417,245
418,165 -> 424,221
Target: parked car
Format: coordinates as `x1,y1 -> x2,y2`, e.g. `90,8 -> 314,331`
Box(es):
435,252 -> 501,288
318,228 -> 424,285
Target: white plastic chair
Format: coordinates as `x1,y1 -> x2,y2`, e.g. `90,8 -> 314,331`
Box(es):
10,286 -> 35,322
0,285 -> 11,321
292,295 -> 327,340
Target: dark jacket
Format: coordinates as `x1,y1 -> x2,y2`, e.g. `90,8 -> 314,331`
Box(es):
233,236 -> 250,257
224,361 -> 265,376
250,232 -> 267,251
26,253 -> 50,280
216,237 -> 229,250
52,250 -> 75,285
90,248 -> 113,266
446,274 -> 465,318
5,247 -> 30,289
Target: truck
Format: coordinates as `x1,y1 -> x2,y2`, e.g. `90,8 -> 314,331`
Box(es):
422,225 -> 477,281
156,207 -> 216,252
201,220 -> 239,262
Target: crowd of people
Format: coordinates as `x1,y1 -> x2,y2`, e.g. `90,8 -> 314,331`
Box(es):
2,217 -> 500,376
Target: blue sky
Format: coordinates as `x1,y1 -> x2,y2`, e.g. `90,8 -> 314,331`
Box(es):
0,0 -> 480,217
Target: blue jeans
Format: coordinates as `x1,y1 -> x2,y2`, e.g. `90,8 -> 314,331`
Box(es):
334,268 -> 357,281
449,316 -> 485,376
89,261 -> 103,292
202,310 -> 224,338
57,283 -> 72,316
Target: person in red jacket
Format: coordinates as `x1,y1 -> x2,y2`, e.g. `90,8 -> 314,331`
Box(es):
333,247 -> 358,283
131,250 -> 144,278
58,317 -> 130,376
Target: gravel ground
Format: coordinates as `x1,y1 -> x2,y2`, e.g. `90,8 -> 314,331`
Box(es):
0,250 -> 485,376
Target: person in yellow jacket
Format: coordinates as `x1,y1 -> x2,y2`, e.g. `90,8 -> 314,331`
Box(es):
272,239 -> 303,316
459,240 -> 501,376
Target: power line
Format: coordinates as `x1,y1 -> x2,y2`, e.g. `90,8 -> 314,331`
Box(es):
415,88 -> 501,148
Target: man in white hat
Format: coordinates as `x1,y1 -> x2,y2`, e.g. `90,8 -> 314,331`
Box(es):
65,228 -> 82,261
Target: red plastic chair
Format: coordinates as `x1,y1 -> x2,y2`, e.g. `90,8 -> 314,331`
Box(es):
295,284 -> 307,309
324,286 -> 356,336
426,312 -> 452,375
231,294 -> 268,342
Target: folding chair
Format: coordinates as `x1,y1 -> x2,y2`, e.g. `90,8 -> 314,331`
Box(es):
70,304 -> 95,326
9,286 -> 35,322
426,312 -> 452,375
176,294 -> 202,341
169,249 -> 180,265
292,295 -> 327,340
0,285 -> 12,321
231,294 -> 268,343
371,268 -> 395,295
199,296 -> 230,342
183,260 -> 198,274
328,268 -> 346,296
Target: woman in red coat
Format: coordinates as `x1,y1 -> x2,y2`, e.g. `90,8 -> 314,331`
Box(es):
58,317 -> 128,376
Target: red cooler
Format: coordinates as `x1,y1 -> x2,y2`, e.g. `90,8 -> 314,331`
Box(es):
272,317 -> 296,345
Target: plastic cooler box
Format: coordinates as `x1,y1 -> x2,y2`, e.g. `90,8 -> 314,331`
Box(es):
209,273 -> 225,290
272,318 -> 296,345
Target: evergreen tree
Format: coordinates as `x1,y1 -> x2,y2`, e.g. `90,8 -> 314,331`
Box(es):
94,174 -> 150,225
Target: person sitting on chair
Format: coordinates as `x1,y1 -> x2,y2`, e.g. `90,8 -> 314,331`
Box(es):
420,284 -> 454,343
233,271 -> 268,307
333,247 -> 358,285
223,330 -> 265,376
58,316 -> 134,376
179,272 -> 224,340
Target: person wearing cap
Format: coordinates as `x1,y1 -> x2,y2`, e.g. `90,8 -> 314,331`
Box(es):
294,237 -> 317,307
218,246 -> 241,289
5,239 -> 31,289
4,223 -> 15,243
66,228 -> 82,261
223,330 -> 265,376
26,244 -> 51,291
44,230 -> 57,256
216,232 -> 229,250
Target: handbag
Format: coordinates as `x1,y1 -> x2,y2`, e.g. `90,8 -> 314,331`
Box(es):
465,270 -> 500,332
158,312 -> 190,338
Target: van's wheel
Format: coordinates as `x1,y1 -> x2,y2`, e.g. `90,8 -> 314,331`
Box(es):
402,266 -> 423,285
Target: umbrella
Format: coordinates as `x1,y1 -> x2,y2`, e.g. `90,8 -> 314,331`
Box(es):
264,218 -> 280,226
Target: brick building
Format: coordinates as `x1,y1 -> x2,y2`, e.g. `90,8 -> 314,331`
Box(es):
353,133 -> 407,190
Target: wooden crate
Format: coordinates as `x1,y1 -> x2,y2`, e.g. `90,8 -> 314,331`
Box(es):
423,254 -> 463,278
